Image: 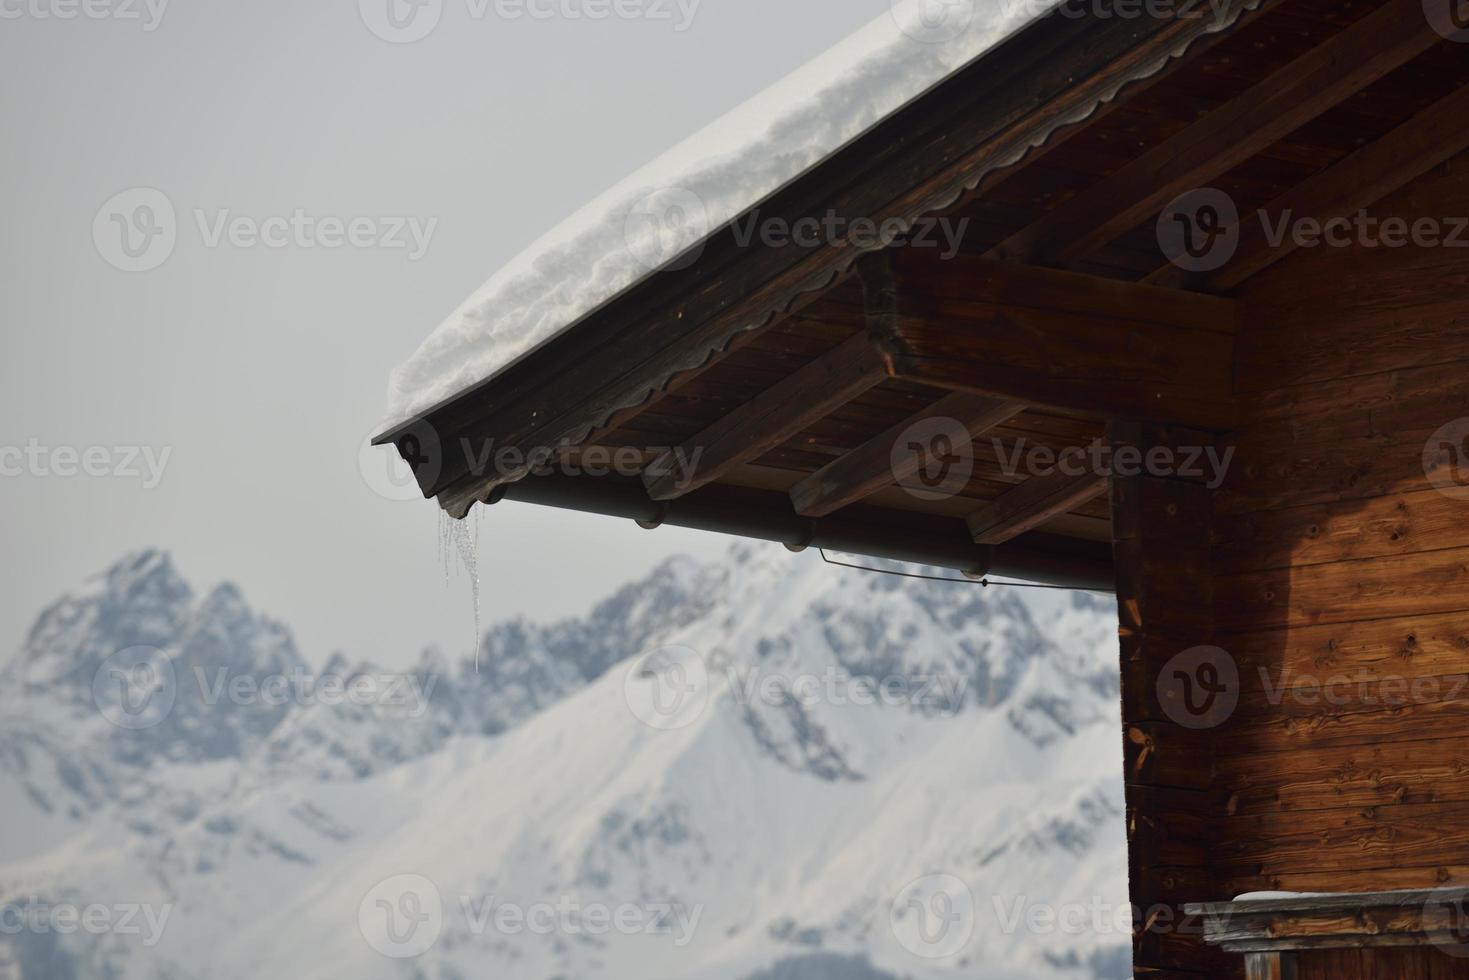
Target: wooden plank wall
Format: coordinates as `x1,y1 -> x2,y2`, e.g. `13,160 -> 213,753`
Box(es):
1117,148 -> 1469,976
1294,947 -> 1469,979
1213,152 -> 1469,897
1121,153 -> 1469,977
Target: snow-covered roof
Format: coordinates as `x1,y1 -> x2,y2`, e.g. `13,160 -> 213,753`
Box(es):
383,0 -> 1057,426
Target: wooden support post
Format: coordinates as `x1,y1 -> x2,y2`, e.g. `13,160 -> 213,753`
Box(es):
1109,420 -> 1234,977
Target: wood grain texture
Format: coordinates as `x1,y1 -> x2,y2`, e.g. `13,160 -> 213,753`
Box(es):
988,0 -> 1439,266
1150,82 -> 1469,291
966,470 -> 1109,544
641,332 -> 888,500
874,250 -> 1239,429
1111,423 -> 1233,975
788,392 -> 1024,517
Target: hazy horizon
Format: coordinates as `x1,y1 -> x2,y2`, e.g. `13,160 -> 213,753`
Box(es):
1,0 -> 896,668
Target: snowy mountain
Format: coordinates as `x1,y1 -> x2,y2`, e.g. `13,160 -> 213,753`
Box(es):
0,543 -> 1130,980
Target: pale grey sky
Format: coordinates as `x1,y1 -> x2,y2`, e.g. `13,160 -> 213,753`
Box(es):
0,0 -> 894,667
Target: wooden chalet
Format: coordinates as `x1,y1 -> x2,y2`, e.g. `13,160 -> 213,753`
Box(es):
378,0 -> 1469,975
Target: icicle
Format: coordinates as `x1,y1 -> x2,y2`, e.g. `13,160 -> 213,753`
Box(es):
443,513 -> 482,674
435,510 -> 483,671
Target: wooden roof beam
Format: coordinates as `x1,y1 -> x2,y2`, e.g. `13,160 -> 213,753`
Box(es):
864,249 -> 1239,430
1149,82 -> 1469,292
789,393 -> 1025,518
642,331 -> 890,501
989,0 -> 1442,267
966,470 -> 1110,545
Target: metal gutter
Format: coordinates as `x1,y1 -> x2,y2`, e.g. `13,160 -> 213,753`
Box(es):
490,474 -> 1116,592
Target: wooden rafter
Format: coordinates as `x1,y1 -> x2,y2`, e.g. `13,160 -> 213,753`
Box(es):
989,0 -> 1441,267
966,470 -> 1110,545
864,250 -> 1239,430
789,393 -> 1025,518
641,332 -> 889,501
1148,82 -> 1469,292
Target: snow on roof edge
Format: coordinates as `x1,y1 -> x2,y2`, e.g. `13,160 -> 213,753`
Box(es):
381,0 -> 1060,429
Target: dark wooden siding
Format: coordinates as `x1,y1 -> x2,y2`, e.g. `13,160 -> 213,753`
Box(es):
1210,153 -> 1469,898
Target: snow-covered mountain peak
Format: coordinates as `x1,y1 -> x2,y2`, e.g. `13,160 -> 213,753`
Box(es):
0,543 -> 1128,980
